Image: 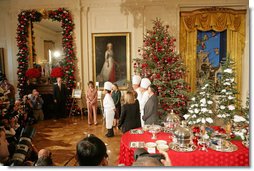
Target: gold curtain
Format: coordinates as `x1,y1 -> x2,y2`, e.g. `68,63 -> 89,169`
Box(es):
180,8 -> 246,98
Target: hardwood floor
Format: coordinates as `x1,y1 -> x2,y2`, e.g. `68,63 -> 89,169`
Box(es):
32,114 -> 122,166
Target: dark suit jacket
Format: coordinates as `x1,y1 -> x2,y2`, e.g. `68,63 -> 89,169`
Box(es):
53,83 -> 68,104
143,94 -> 159,125
118,100 -> 141,133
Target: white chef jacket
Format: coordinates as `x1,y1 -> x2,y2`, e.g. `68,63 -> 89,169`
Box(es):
103,93 -> 115,129
135,87 -> 143,104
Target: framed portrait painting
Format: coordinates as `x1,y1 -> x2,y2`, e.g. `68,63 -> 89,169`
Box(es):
92,32 -> 130,89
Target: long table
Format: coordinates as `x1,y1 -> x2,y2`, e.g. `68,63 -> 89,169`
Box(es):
118,130 -> 249,166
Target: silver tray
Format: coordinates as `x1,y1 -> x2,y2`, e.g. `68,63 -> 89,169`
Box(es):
169,142 -> 197,152
209,139 -> 238,152
130,129 -> 144,134
129,141 -> 145,148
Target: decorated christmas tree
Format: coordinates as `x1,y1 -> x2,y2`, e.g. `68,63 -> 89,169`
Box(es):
133,18 -> 190,116
183,79 -> 215,126
233,95 -> 249,140
216,57 -> 239,123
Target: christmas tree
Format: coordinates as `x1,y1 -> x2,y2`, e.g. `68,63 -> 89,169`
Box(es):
233,95 -> 249,140
183,79 -> 215,126
133,18 -> 190,116
216,57 -> 239,123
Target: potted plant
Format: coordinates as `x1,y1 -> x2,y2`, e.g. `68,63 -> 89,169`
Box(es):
25,68 -> 41,84
50,67 -> 64,82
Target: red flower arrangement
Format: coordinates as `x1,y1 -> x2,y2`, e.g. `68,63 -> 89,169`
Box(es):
51,67 -> 64,78
25,68 -> 41,78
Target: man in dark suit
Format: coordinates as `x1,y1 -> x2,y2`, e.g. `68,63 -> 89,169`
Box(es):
142,84 -> 159,125
53,77 -> 68,118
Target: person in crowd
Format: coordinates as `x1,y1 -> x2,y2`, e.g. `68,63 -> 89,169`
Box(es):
103,81 -> 115,137
142,84 -> 159,125
35,156 -> 53,166
53,77 -> 68,118
35,148 -> 53,166
118,91 -> 141,133
31,89 -> 44,121
132,75 -> 142,91
0,127 -> 10,165
139,78 -> 151,127
22,94 -> 35,125
0,77 -> 15,107
132,157 -> 164,166
9,100 -> 21,118
86,81 -> 98,125
132,151 -> 171,166
132,75 -> 142,102
112,83 -> 121,127
38,148 -> 51,159
24,79 -> 36,95
76,134 -> 108,166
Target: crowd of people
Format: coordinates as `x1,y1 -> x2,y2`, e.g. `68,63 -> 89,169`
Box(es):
0,73 -> 169,166
0,74 -> 69,166
85,75 -> 159,137
85,74 -> 160,137
0,73 -> 51,166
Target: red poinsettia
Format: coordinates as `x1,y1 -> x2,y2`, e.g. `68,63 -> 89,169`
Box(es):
25,68 -> 41,78
50,67 -> 64,78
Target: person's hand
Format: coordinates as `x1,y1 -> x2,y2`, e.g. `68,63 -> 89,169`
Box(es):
158,150 -> 172,166
142,116 -> 145,121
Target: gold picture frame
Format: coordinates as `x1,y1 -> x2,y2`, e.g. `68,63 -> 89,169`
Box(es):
92,32 -> 131,90
0,48 -> 5,74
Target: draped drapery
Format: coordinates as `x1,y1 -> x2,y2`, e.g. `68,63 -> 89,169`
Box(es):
180,7 -> 246,98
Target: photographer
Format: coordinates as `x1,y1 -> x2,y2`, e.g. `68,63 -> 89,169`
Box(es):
30,89 -> 44,121
0,127 -> 10,165
11,126 -> 38,166
0,77 -> 15,107
22,95 -> 35,125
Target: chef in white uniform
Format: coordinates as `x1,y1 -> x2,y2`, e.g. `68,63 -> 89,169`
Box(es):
103,81 -> 115,137
139,78 -> 151,127
132,75 -> 142,101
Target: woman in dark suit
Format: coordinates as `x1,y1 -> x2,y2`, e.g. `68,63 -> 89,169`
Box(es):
142,84 -> 159,125
118,91 -> 141,133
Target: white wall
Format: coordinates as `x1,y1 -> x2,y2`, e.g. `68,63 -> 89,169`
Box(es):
0,0 -> 249,102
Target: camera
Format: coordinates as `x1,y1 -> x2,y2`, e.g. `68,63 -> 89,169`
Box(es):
134,148 -> 165,163
11,126 -> 36,166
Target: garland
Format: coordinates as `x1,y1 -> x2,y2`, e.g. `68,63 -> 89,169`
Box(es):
16,10 -> 42,97
16,8 -> 76,100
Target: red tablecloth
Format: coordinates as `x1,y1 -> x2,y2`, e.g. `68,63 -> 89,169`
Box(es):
118,130 -> 249,166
